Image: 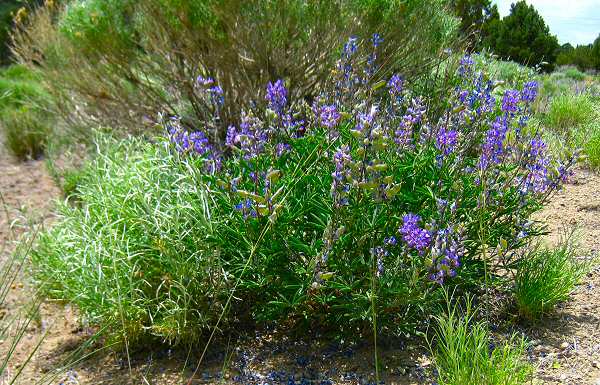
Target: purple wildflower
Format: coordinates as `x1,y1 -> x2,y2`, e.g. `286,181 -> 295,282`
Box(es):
266,80 -> 287,114
319,105 -> 341,128
371,33 -> 383,48
479,117 -> 508,170
196,76 -> 214,86
520,81 -> 538,104
276,142 -> 291,157
458,55 -> 475,76
501,89 -> 520,113
429,227 -> 464,284
522,137 -> 550,194
343,36 -> 358,58
331,145 -> 353,207
399,214 -> 431,251
372,246 -> 387,277
387,74 -> 404,96
435,127 -> 458,156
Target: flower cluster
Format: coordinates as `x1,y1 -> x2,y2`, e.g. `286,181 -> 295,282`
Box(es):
266,79 -> 288,115
195,75 -> 224,107
319,105 -> 341,128
226,113 -> 268,160
331,145 -> 353,207
428,226 -> 464,284
399,214 -> 431,252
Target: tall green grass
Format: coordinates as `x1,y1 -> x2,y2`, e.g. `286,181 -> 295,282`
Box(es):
514,235 -> 591,320
538,86 -> 600,168
32,138 -> 220,345
431,298 -> 532,385
544,94 -> 596,134
0,64 -> 53,160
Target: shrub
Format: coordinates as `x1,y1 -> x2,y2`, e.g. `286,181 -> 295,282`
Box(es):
563,67 -> 586,81
32,42 -> 574,344
432,298 -> 532,385
583,127 -> 600,168
12,0 -> 459,137
544,94 -> 596,133
0,65 -> 53,160
1,105 -> 49,160
514,235 -> 590,320
475,54 -> 537,87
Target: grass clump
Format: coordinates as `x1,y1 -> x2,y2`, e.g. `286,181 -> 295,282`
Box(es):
563,67 -> 586,81
514,235 -> 590,320
32,138 -> 223,344
432,299 -> 532,385
1,106 -> 49,160
583,128 -> 600,168
544,94 -> 596,133
0,64 -> 53,160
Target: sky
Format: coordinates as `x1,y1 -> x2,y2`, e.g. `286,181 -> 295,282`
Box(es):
492,0 -> 600,46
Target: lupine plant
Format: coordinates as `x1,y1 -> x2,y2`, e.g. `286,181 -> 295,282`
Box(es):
33,35 -> 575,343
163,36 -> 575,336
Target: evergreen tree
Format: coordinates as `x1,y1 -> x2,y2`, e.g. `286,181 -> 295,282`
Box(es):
485,0 -> 559,70
451,0 -> 500,49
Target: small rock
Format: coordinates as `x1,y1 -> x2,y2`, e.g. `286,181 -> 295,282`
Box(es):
560,342 -> 569,350
593,361 -> 599,368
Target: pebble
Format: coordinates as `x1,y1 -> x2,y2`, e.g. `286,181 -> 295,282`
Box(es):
593,361 -> 599,368
560,342 -> 569,350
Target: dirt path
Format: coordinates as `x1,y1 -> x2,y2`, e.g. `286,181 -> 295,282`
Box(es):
528,169 -> 600,385
0,143 -> 599,384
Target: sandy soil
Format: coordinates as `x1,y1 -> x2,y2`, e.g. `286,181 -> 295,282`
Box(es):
1,144 -> 599,384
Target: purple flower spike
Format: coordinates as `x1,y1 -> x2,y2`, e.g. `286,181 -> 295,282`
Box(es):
319,105 -> 341,128
435,127 -> 458,156
521,81 -> 538,103
399,214 -> 431,251
387,74 -> 404,96
266,79 -> 288,114
502,89 -> 520,113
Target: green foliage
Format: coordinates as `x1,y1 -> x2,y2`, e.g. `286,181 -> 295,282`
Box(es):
514,236 -> 590,320
450,0 -> 499,49
475,53 -> 536,87
0,64 -> 53,160
432,298 -> 533,385
1,105 -> 49,160
534,73 -> 600,169
31,51 -> 571,344
59,0 -> 136,53
583,128 -> 600,169
482,0 -> 559,71
32,139 -> 222,344
0,1 -> 20,65
544,94 -> 596,134
556,34 -> 600,71
563,67 -> 586,81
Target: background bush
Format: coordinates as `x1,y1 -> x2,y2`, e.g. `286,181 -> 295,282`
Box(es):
12,0 -> 459,140
0,64 -> 53,160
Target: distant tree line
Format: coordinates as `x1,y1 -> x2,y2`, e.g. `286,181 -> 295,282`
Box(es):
452,0 -> 600,72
